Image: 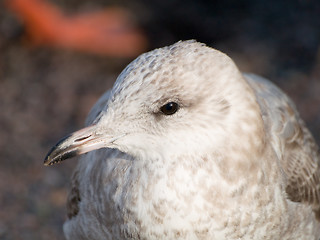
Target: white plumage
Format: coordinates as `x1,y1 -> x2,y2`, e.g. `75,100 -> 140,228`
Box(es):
45,40 -> 320,239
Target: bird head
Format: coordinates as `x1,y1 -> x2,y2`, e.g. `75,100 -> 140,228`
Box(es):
44,40 -> 262,167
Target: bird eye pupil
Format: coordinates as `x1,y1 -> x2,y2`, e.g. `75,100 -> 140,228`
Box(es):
160,102 -> 179,115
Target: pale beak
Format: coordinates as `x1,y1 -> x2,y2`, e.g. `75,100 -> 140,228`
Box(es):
44,124 -> 121,166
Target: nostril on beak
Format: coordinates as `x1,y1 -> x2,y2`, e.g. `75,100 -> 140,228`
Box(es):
74,135 -> 92,142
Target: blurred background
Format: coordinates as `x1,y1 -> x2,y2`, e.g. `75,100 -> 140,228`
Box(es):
0,0 -> 319,239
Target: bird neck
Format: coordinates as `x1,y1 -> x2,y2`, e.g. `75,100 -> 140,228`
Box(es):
217,75 -> 268,183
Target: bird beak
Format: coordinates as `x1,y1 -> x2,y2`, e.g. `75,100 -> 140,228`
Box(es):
44,124 -> 121,166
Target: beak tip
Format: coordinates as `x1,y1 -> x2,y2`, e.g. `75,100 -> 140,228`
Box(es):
43,147 -> 80,167
43,154 -> 56,166
43,146 -> 58,166
43,157 -> 51,166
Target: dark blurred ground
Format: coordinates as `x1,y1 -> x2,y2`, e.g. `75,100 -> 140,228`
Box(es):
0,0 -> 320,239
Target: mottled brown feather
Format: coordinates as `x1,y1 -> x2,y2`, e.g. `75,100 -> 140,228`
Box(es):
246,73 -> 320,220
67,169 -> 81,219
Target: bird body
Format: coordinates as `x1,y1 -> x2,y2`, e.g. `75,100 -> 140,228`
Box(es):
45,41 -> 320,239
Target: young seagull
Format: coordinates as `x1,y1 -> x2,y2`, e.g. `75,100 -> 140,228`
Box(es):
45,40 -> 320,239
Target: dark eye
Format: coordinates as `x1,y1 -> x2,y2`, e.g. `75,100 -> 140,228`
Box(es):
160,102 -> 179,115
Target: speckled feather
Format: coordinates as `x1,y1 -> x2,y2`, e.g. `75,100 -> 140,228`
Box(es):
59,41 -> 320,239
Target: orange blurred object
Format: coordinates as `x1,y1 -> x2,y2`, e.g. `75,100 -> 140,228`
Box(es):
6,0 -> 147,57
